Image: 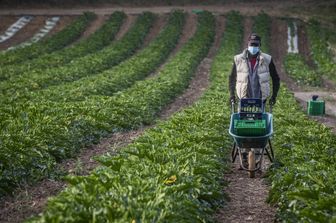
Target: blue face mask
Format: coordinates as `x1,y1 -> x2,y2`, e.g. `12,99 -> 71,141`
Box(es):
248,46 -> 260,55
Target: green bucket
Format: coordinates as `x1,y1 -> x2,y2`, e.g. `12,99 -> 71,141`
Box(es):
307,100 -> 325,116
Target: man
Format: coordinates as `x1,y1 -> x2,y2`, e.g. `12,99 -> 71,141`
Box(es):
229,33 -> 280,109
229,33 -> 280,169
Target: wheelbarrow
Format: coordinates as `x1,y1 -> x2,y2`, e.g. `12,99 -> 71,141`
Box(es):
228,98 -> 275,178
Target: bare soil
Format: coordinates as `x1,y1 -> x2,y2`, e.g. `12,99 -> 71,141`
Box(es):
0,16 -> 46,50
74,14 -> 108,42
215,160 -> 276,223
165,13 -> 198,59
215,17 -> 276,223
242,17 -> 253,48
147,12 -> 197,79
142,14 -> 167,47
115,14 -> 137,40
160,15 -> 224,119
270,18 -> 299,92
297,21 -> 315,68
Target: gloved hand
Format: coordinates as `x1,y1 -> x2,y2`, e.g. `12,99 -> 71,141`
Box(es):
269,96 -> 276,105
230,96 -> 236,104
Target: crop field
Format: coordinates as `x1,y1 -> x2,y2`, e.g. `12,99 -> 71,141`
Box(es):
0,1 -> 335,222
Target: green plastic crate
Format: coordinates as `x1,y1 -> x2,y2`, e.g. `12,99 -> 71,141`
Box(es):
307,100 -> 325,116
234,119 -> 266,136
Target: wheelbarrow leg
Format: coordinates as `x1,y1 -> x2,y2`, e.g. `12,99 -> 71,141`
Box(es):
255,147 -> 265,168
265,139 -> 274,163
269,139 -> 274,160
231,142 -> 237,163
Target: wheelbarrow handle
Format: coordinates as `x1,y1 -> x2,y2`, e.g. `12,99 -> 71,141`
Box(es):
231,101 -> 235,114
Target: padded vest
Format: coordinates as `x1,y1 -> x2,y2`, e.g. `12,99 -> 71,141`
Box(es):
234,49 -> 272,100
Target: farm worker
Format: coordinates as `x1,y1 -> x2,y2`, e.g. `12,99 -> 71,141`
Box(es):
229,33 -> 280,108
229,33 -> 280,168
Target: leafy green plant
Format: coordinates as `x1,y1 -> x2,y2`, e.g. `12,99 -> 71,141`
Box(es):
306,19 -> 336,84
252,11 -> 271,53
284,53 -> 322,87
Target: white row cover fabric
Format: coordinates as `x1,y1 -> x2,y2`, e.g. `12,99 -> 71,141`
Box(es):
0,16 -> 33,43
287,22 -> 299,53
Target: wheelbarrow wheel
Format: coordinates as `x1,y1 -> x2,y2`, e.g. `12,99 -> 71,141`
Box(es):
248,150 -> 256,178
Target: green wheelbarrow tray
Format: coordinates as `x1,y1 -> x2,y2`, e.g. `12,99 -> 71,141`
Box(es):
229,113 -> 273,149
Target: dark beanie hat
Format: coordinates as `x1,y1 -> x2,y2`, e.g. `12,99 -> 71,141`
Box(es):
249,33 -> 261,43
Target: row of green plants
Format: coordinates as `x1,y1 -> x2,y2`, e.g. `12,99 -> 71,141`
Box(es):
252,11 -> 271,52
30,11 -> 185,102
0,11 -> 213,197
306,19 -> 336,84
269,89 -> 336,223
283,20 -> 322,87
0,12 -> 155,102
254,12 -> 336,222
0,11 -> 125,82
28,11 -> 243,223
284,53 -> 322,87
0,12 -> 95,66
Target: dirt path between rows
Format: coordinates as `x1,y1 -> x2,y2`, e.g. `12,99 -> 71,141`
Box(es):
216,160 -> 275,223
115,14 -> 136,40
72,14 -> 108,44
271,19 -> 298,92
271,18 -> 336,133
147,13 -> 197,79
0,13 -> 222,223
160,14 -> 224,119
215,17 -> 276,223
297,21 -> 315,69
142,13 -> 167,47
